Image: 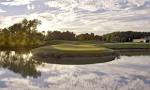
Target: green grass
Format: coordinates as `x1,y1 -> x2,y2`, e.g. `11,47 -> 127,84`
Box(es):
32,41 -> 150,57
99,43 -> 150,49
31,42 -> 150,64
45,40 -> 150,49
31,43 -> 117,64
52,44 -> 107,51
32,41 -> 150,61
32,43 -> 114,58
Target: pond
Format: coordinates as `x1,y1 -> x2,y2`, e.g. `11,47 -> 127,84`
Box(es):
0,51 -> 150,90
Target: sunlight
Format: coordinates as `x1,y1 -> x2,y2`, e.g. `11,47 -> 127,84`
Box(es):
28,52 -> 33,58
0,0 -> 149,90
10,51 -> 15,56
22,54 -> 27,59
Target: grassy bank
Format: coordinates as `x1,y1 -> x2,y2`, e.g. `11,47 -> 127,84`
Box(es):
32,41 -> 150,57
32,44 -> 117,64
31,42 -> 150,64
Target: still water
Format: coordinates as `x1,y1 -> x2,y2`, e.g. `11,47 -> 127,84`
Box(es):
0,51 -> 150,90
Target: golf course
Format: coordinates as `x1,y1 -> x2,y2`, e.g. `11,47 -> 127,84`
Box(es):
31,43 -> 117,64
31,41 -> 150,64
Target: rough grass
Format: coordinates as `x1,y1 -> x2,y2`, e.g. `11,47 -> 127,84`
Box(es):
45,40 -> 150,49
99,43 -> 150,49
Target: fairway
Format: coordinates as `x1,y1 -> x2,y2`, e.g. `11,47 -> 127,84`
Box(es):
32,44 -> 113,55
52,44 -> 107,51
99,43 -> 150,49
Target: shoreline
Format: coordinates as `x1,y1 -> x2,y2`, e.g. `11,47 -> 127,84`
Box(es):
114,48 -> 150,52
32,54 -> 118,65
32,47 -> 150,64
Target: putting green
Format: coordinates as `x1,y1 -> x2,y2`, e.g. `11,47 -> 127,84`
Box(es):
52,44 -> 107,51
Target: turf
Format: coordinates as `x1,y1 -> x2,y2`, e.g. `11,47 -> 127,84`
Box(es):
31,44 -> 116,64
32,44 -> 114,57
99,43 -> 150,49
52,44 -> 107,51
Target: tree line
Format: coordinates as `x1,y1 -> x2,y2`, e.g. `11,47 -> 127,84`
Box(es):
44,31 -> 150,42
102,31 -> 150,42
0,19 -> 150,49
45,31 -> 102,41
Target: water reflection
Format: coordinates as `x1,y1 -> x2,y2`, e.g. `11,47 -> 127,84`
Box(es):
0,51 -> 150,89
0,50 -> 149,79
33,53 -> 118,65
0,51 -> 41,78
33,56 -> 117,65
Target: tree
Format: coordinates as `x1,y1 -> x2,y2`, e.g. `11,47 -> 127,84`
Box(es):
61,31 -> 76,40
76,33 -> 102,41
0,19 -> 44,48
45,31 -> 76,41
102,31 -> 150,42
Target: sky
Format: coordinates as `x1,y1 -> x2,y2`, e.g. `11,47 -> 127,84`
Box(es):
0,0 -> 150,35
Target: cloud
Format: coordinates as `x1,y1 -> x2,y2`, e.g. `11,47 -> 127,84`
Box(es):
0,15 -> 26,29
0,0 -> 35,6
0,8 -> 6,12
45,0 -> 150,11
27,4 -> 35,10
45,0 -> 75,11
0,0 -> 150,34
